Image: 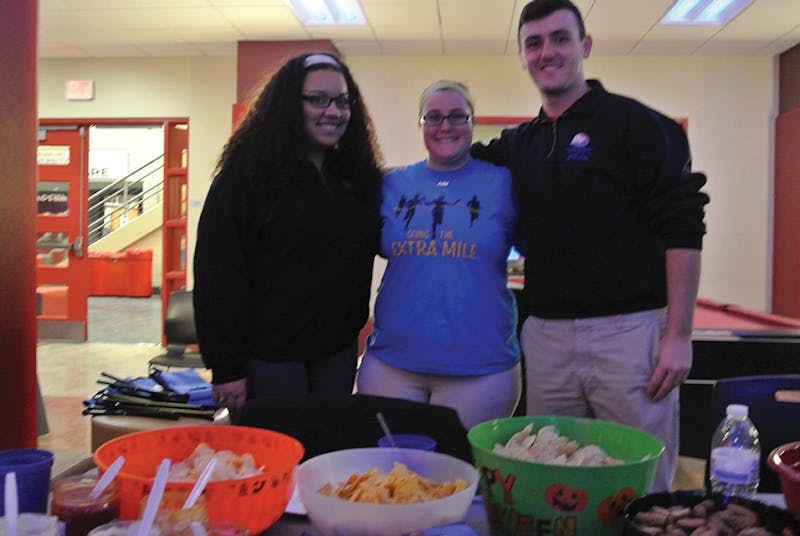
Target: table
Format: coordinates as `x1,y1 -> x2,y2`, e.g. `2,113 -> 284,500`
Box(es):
261,494 -> 787,536
263,497 -> 490,535
60,463 -> 789,536
693,297 -> 800,332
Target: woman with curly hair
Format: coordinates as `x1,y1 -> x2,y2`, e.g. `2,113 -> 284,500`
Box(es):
194,52 -> 383,414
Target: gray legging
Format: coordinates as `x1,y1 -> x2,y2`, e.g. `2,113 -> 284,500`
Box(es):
356,352 -> 521,430
245,340 -> 357,399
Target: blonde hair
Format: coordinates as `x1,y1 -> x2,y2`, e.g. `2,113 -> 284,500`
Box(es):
418,80 -> 474,119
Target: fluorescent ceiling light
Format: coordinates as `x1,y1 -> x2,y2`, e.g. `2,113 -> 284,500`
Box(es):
661,0 -> 752,25
286,0 -> 366,26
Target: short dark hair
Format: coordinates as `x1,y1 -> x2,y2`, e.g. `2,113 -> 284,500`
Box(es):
518,0 -> 586,39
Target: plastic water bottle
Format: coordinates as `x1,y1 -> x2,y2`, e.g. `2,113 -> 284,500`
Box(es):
709,403 -> 761,498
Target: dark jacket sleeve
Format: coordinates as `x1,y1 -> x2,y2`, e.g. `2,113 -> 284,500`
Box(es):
633,110 -> 709,250
470,127 -> 516,167
193,170 -> 253,384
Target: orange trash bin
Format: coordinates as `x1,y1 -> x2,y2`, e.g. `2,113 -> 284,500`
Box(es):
88,249 -> 152,297
125,248 -> 153,297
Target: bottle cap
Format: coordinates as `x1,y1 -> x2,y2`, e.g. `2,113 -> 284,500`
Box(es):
726,403 -> 749,417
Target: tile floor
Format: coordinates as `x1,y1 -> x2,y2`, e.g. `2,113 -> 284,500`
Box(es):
35,296 -> 707,490
38,295 -> 163,454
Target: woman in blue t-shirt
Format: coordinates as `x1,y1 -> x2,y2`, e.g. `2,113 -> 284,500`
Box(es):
356,80 -> 521,429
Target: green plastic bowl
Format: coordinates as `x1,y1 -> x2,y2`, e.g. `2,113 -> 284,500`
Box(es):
468,416 -> 665,536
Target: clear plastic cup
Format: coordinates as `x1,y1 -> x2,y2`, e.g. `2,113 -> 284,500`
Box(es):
51,475 -> 120,536
0,512 -> 59,535
87,520 -> 146,536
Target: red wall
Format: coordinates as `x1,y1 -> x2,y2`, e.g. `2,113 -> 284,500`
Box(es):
236,40 -> 338,104
773,43 -> 800,317
773,109 -> 800,317
0,0 -> 39,448
779,44 -> 800,114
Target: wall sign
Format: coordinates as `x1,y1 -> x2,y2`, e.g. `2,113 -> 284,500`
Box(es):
37,145 -> 71,166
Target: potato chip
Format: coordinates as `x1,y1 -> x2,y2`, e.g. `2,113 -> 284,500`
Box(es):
319,462 -> 467,504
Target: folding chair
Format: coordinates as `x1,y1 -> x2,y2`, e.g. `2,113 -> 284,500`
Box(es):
147,289 -> 205,373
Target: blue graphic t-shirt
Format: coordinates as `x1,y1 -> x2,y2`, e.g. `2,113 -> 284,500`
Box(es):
368,159 -> 520,375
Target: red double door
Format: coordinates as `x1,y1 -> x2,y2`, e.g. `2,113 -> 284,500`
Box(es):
36,125 -> 89,340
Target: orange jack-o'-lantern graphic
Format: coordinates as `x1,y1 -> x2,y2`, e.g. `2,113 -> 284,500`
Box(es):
544,483 -> 588,513
597,487 -> 636,525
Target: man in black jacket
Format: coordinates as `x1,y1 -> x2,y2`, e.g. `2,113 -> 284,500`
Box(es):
472,0 -> 709,491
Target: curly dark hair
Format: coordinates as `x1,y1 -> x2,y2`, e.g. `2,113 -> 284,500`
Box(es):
215,52 -> 383,205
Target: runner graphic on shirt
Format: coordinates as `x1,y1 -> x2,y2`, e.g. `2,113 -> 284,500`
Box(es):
467,195 -> 480,227
394,195 -> 407,218
403,194 -> 423,230
426,196 -> 460,235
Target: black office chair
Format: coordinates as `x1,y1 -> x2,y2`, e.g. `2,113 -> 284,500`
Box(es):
705,374 -> 800,492
236,393 -> 474,464
147,289 -> 206,373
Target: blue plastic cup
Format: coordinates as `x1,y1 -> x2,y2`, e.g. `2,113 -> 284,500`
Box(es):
0,448 -> 54,515
377,433 -> 437,451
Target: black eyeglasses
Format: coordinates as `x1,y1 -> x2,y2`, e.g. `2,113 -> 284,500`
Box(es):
419,111 -> 471,126
302,93 -> 353,110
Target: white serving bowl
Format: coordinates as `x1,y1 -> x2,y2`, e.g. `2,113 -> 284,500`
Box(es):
295,447 -> 479,536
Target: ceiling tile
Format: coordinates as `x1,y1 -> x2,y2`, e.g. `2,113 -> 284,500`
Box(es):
378,39 -> 443,55
363,3 -> 440,26
34,0 -> 800,58
443,38 -> 509,55
215,6 -> 301,27
305,26 -> 376,39
337,40 -> 385,55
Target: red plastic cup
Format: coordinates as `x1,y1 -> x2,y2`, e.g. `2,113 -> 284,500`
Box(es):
768,441 -> 800,514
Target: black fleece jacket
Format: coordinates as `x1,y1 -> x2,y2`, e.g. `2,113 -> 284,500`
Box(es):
472,80 -> 709,319
193,161 -> 379,384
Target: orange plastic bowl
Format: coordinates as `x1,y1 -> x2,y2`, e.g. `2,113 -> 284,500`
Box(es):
93,425 -> 304,535
768,440 -> 800,515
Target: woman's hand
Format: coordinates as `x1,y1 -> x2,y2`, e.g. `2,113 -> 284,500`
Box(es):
212,378 -> 247,413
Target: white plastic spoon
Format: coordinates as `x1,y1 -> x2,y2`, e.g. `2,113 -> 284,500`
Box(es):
189,521 -> 208,536
4,472 -> 18,536
376,412 -> 398,447
135,459 -> 171,536
89,455 -> 125,500
182,456 -> 217,510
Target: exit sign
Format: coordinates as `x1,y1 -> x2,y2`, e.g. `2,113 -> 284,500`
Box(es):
65,80 -> 94,101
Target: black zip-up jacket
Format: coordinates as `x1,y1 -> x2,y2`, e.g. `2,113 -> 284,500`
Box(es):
472,80 -> 709,319
193,161 -> 379,384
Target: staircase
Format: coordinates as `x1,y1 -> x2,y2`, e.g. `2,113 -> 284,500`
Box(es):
88,154 -> 163,251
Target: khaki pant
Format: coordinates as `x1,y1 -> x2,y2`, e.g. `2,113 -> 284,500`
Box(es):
520,308 -> 678,492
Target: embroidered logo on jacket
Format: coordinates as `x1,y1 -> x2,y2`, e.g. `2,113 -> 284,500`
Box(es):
566,132 -> 591,162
